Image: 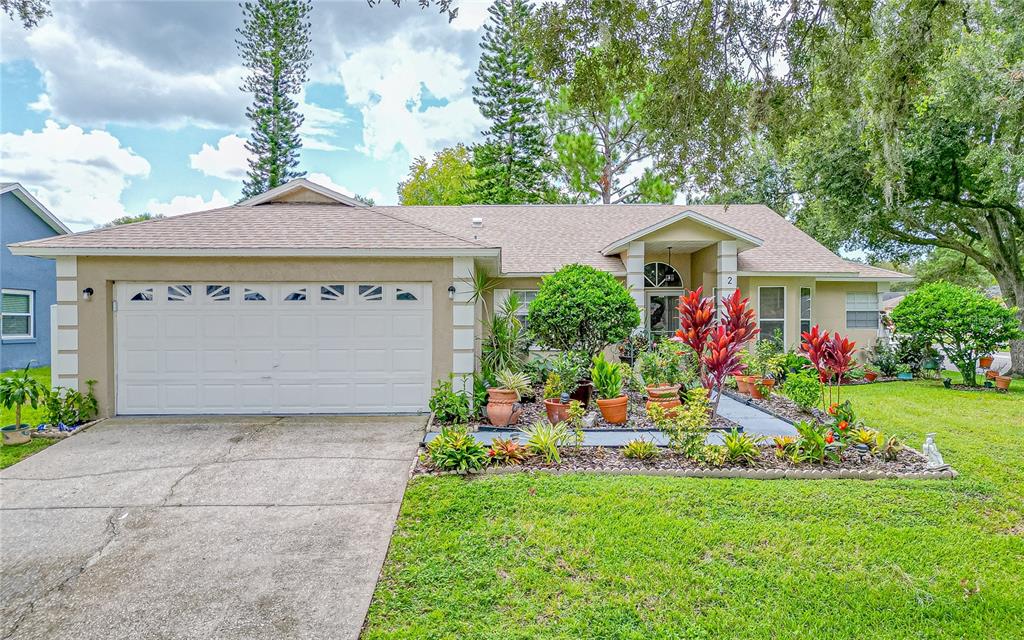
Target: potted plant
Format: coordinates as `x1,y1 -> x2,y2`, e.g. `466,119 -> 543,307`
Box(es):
864,368 -> 878,382
591,353 -> 628,424
1,366 -> 45,445
994,375 -> 1012,391
542,372 -> 570,424
486,369 -> 531,427
637,341 -> 693,414
979,354 -> 994,369
896,364 -> 913,381
985,369 -> 999,381
548,352 -> 588,407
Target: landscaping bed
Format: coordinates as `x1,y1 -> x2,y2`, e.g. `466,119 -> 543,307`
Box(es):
464,385 -> 739,432
413,440 -> 948,479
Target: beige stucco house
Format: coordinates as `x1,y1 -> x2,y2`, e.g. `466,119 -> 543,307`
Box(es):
8,178 -> 910,417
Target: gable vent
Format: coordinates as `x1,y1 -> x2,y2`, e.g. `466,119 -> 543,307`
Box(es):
471,217 -> 483,228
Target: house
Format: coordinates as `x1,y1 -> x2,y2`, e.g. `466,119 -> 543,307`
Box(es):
7,178 -> 910,417
1,183 -> 71,371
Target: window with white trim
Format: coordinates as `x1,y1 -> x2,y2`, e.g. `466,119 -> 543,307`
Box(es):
758,286 -> 785,344
511,290 -> 537,331
800,287 -> 812,335
1,289 -> 34,339
644,262 -> 682,288
846,292 -> 879,329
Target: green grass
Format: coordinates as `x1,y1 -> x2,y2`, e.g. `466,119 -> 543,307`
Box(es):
0,436 -> 55,469
363,377 -> 1024,639
0,365 -> 51,427
1,366 -> 54,469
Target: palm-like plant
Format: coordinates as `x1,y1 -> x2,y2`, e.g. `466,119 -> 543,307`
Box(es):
0,366 -> 46,428
480,292 -> 530,376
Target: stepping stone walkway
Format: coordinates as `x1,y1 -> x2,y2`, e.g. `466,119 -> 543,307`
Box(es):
423,393 -> 797,448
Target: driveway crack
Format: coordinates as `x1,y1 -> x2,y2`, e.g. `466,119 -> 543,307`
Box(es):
160,417 -> 283,507
2,507 -> 128,640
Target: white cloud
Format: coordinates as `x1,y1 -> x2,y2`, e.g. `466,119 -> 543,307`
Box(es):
13,16 -> 246,128
450,1 -> 493,32
190,134 -> 250,180
339,34 -> 486,160
306,172 -> 387,204
0,120 -> 150,227
299,92 -> 348,151
146,190 -> 232,217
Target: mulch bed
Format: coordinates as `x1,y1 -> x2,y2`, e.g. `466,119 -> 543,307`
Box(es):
413,443 -> 952,480
466,385 -> 739,432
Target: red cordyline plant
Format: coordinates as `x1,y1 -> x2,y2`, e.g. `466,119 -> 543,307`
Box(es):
800,325 -> 857,408
672,286 -> 758,417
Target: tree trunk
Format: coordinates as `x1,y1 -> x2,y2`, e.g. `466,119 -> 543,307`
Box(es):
993,272 -> 1024,376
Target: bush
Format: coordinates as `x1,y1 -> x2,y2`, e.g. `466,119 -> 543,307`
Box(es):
40,382 -> 98,427
649,387 -> 709,458
428,378 -> 470,425
523,420 -> 568,463
527,264 -> 641,357
637,340 -> 696,387
622,439 -> 659,460
782,370 -> 822,411
722,429 -> 764,465
426,426 -> 489,472
480,292 -> 530,376
591,353 -> 623,399
889,281 -> 1022,386
869,340 -> 901,376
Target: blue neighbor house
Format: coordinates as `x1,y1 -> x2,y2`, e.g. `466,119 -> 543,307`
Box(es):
1,183 -> 71,371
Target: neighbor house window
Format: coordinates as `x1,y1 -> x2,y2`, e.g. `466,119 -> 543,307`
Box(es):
800,287 -> 812,335
758,286 -> 785,343
511,290 -> 537,330
846,292 -> 880,329
1,289 -> 34,339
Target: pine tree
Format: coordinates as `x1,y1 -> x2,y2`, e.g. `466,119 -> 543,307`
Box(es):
236,0 -> 312,198
472,0 -> 547,204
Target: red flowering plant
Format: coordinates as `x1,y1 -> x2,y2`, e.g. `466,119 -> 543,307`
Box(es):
801,325 -> 858,409
672,287 -> 758,417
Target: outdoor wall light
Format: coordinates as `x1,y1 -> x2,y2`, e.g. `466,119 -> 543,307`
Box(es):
447,285 -> 456,300
81,287 -> 94,301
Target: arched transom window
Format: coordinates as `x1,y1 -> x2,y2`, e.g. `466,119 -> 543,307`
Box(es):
644,262 -> 682,288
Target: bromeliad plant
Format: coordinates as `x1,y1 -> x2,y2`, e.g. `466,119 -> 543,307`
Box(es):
800,325 -> 857,409
672,287 -> 759,418
426,425 -> 490,473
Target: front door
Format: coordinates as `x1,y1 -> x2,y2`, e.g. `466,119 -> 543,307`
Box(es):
646,290 -> 684,340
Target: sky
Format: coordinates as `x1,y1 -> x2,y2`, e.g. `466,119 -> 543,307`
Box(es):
0,0 -> 495,230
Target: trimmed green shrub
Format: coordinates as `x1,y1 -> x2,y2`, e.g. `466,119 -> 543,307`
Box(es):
889,282 -> 1022,385
783,369 -> 822,411
428,378 -> 470,425
527,264 -> 641,357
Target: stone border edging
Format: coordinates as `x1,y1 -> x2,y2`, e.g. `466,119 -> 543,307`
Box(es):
28,417 -> 106,440
424,465 -> 957,481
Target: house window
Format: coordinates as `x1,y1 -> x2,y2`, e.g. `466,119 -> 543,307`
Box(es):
758,286 -> 785,344
644,262 -> 682,288
648,293 -> 682,339
846,292 -> 879,329
511,290 -> 537,330
800,287 -> 812,335
1,289 -> 33,339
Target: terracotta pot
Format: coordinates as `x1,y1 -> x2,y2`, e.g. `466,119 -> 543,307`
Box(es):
750,385 -> 764,400
735,375 -> 751,394
645,387 -> 682,416
544,399 -> 569,424
486,388 -> 522,427
979,356 -> 994,369
569,382 -> 593,408
985,369 -> 999,380
596,395 -> 628,424
864,371 -> 878,382
995,375 -> 1012,391
761,378 -> 775,389
646,383 -> 681,398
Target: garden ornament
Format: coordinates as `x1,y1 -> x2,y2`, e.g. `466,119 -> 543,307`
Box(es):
922,433 -> 949,471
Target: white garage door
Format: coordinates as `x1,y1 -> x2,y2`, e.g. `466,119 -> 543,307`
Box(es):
115,282 -> 432,415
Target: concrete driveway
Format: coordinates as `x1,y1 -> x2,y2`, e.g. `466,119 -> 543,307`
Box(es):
0,415 -> 425,640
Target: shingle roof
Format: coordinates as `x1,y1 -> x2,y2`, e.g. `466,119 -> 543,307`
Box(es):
10,198 -> 911,280
12,202 -> 491,252
384,203 -> 874,275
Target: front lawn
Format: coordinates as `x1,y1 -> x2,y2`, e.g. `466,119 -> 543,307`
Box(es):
0,366 -> 51,427
363,378 -> 1024,639
1,366 -> 53,469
